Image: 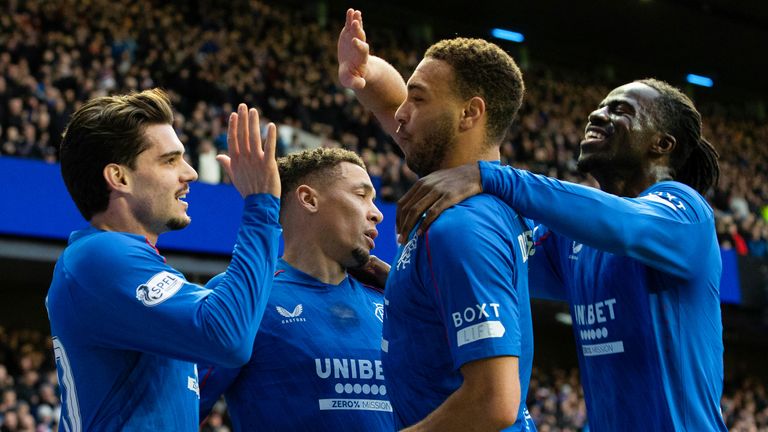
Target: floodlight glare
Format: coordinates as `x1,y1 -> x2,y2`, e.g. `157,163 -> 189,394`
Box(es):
491,28 -> 524,43
686,74 -> 713,88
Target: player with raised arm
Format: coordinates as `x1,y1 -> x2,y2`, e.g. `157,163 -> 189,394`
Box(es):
395,79 -> 727,431
338,9 -> 535,431
46,90 -> 281,431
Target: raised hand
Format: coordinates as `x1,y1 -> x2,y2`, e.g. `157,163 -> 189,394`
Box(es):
337,8 -> 369,90
217,104 -> 281,199
396,163 -> 483,241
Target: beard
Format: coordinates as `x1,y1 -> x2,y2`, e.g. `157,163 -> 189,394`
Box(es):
166,215 -> 191,231
349,247 -> 371,269
405,113 -> 457,177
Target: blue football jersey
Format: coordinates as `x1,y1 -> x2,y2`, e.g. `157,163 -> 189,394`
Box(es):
46,194 -> 281,431
382,193 -> 536,431
480,161 -> 727,432
199,259 -> 394,431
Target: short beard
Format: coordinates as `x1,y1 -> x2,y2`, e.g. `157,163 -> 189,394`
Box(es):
166,216 -> 191,231
406,113 -> 456,177
349,247 -> 371,269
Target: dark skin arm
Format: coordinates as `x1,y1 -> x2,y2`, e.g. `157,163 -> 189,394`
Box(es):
347,255 -> 391,289
396,163 -> 482,241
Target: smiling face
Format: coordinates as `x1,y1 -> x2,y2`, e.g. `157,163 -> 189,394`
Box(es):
394,58 -> 462,177
314,162 -> 383,269
578,82 -> 664,176
125,124 -> 198,236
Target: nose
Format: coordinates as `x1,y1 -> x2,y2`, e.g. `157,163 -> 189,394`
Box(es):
369,202 -> 384,225
587,106 -> 609,124
394,101 -> 409,127
182,157 -> 198,183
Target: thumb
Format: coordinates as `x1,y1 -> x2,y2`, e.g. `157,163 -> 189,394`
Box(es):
216,154 -> 233,179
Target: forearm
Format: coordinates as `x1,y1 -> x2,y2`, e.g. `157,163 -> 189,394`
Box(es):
479,162 -> 711,278
402,384 -> 518,432
200,194 -> 281,365
354,56 -> 406,135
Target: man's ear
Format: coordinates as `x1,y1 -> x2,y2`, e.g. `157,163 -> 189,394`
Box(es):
103,163 -> 130,193
296,184 -> 319,213
459,96 -> 486,132
652,133 -> 677,156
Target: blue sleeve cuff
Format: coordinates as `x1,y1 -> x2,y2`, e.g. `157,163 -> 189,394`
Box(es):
243,193 -> 281,226
478,161 -> 510,203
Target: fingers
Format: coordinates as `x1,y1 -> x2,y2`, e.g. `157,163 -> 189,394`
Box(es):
396,181 -> 432,234
216,154 -> 233,180
264,123 -> 277,161
226,112 -> 239,156
237,104 -> 250,154
248,107 -> 261,157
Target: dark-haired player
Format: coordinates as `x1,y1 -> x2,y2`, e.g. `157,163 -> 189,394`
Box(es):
46,91 -> 281,431
338,9 -> 535,431
396,79 -> 727,431
199,148 -> 392,431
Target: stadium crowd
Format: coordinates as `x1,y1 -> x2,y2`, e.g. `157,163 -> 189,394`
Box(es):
0,326 -> 766,431
0,0 -> 766,256
0,0 -> 766,430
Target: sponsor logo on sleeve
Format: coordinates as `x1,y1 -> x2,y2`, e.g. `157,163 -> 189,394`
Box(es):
451,303 -> 506,347
374,303 -> 384,323
135,271 -> 184,307
641,191 -> 686,211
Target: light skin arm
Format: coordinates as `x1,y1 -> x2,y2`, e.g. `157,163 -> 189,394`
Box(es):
337,8 -> 407,136
402,356 -> 521,432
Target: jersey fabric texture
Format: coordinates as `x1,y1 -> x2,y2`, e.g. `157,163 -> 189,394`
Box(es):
46,194 -> 281,432
199,259 -> 393,431
383,190 -> 536,431
480,161 -> 727,432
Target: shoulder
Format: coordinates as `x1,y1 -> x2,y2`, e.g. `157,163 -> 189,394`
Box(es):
64,230 -> 159,274
429,194 -> 517,233
639,181 -> 713,222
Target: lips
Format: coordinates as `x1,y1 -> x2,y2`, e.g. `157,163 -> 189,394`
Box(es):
581,125 -> 610,146
364,229 -> 378,250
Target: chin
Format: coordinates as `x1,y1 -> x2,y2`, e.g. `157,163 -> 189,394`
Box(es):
166,216 -> 191,231
349,248 -> 371,268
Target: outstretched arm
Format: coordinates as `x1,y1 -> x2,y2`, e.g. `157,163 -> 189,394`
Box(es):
337,8 -> 406,135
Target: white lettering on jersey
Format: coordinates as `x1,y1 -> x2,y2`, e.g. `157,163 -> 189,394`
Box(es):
451,303 -> 501,327
457,321 -> 506,347
277,304 -> 307,324
135,271 -> 184,307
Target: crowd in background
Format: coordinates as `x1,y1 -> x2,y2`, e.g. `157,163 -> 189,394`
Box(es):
0,0 -> 766,255
0,326 -> 765,432
0,0 -> 767,430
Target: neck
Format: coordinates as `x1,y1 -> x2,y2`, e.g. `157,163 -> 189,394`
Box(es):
441,137 -> 500,170
282,232 -> 347,285
90,207 -> 160,245
591,164 -> 674,197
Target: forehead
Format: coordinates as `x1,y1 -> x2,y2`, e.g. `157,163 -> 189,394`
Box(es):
601,82 -> 661,110
142,124 -> 184,155
334,161 -> 372,186
408,58 -> 456,95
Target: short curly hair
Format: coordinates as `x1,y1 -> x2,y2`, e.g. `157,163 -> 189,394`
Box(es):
277,147 -> 366,204
425,38 -> 525,142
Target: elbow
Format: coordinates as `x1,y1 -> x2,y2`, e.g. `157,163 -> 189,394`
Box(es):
487,401 -> 521,429
211,341 -> 253,368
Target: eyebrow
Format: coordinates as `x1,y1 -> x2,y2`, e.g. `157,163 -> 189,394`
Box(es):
157,150 -> 184,160
355,182 -> 376,199
407,82 -> 428,92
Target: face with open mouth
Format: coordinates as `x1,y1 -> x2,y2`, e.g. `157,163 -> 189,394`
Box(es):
128,124 -> 199,235
577,82 -> 664,177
